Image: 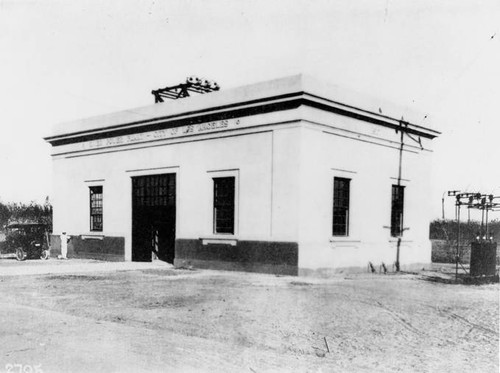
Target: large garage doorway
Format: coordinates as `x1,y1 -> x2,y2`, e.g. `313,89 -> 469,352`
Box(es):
132,173 -> 176,263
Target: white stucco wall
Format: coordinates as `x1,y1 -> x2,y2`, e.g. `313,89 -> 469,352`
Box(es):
51,112 -> 433,269
296,107 -> 434,272
49,75 -> 438,272
51,124 -> 305,261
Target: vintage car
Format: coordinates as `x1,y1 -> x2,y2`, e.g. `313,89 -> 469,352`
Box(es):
2,223 -> 50,261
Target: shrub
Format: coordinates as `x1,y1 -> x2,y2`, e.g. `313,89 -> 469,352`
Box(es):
0,197 -> 52,232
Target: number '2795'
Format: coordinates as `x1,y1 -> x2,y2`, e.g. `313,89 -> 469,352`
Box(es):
5,364 -> 43,373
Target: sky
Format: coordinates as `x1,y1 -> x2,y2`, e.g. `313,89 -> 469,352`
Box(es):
0,0 -> 499,221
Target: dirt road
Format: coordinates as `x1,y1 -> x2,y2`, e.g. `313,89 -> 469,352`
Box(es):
0,260 -> 498,372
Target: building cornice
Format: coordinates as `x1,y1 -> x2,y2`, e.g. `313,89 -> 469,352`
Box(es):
45,75 -> 440,147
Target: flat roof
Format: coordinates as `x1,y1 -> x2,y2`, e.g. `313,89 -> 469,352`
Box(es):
46,74 -> 438,142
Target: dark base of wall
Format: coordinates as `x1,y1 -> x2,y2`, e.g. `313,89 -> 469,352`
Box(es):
175,239 -> 298,276
50,235 -> 125,262
174,258 -> 297,276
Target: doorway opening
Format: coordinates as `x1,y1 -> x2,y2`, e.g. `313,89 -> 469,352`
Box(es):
132,173 -> 176,263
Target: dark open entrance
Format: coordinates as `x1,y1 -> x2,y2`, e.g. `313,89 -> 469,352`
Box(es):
132,173 -> 176,263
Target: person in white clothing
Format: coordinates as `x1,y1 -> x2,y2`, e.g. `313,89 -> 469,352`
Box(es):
58,232 -> 71,259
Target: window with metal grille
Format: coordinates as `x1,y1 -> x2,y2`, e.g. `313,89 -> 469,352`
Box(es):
391,185 -> 405,237
332,177 -> 350,236
89,186 -> 103,232
213,177 -> 235,234
132,174 -> 175,208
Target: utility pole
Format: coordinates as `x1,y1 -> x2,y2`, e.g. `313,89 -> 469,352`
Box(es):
442,191 -> 446,220
393,118 -> 420,271
387,118 -> 431,271
456,198 -> 460,280
394,119 -> 406,272
448,192 -> 499,281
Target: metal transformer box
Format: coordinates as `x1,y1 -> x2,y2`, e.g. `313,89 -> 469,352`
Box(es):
470,241 -> 497,277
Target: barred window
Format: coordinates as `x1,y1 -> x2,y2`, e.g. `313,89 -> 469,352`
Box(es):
213,177 -> 235,234
132,174 -> 175,208
333,177 -> 350,236
391,185 -> 405,237
90,186 -> 103,232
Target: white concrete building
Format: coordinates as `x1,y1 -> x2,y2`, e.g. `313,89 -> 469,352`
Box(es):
45,75 -> 439,275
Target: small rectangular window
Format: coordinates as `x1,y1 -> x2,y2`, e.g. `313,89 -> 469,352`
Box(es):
90,186 -> 103,232
391,185 -> 405,237
213,177 -> 235,234
333,177 -> 350,236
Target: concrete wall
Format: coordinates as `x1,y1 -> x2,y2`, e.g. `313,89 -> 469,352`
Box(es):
50,234 -> 125,261
51,124 -> 303,264
174,239 -> 298,275
49,99 -> 435,274
297,107 -> 433,274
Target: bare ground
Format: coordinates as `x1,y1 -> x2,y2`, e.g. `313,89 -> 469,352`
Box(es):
0,260 -> 498,373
